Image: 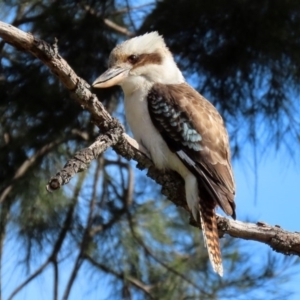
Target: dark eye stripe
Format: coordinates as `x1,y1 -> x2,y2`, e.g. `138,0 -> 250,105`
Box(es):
130,53 -> 162,68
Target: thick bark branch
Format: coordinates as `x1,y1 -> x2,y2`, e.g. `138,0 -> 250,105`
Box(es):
217,217 -> 300,255
47,120 -> 124,191
1,21 -> 299,257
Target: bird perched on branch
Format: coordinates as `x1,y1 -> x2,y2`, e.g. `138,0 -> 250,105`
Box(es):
92,32 -> 236,276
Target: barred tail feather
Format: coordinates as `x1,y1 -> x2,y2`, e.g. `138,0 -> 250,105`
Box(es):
199,201 -> 223,276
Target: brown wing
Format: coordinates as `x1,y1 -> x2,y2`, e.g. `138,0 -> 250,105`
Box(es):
147,82 -> 236,218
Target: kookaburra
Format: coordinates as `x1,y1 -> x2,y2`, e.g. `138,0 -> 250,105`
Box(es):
92,32 -> 236,276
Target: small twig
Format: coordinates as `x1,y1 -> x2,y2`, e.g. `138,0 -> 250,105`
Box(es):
53,260 -> 59,300
125,0 -> 137,33
103,18 -> 134,37
124,164 -> 134,206
81,4 -> 134,37
7,259 -> 51,300
85,255 -> 154,297
47,123 -> 123,191
108,2 -> 155,16
0,138 -> 63,203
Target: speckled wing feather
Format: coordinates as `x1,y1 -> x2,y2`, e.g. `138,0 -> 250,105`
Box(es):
147,82 -> 236,217
147,82 -> 235,276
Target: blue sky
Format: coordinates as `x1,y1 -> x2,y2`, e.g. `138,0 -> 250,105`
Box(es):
234,147 -> 300,232
233,147 -> 300,299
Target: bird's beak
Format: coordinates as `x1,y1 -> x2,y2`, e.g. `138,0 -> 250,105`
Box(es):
92,66 -> 130,88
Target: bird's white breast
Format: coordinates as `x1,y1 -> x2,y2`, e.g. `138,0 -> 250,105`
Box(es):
122,80 -> 200,223
123,86 -> 190,178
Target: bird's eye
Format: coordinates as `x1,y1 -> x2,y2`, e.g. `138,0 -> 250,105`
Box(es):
128,55 -> 138,64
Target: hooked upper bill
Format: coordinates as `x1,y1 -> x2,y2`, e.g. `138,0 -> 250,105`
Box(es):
92,66 -> 130,88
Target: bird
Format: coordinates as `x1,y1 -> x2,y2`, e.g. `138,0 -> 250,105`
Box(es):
92,32 -> 236,276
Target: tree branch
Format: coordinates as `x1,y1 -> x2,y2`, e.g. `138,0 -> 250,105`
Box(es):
1,21 -> 300,258
46,123 -> 123,191
0,138 -> 64,203
81,4 -> 135,37
85,255 -> 154,297
216,217 -> 300,255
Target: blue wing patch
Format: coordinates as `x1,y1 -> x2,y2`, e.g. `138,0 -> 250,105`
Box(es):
148,91 -> 203,152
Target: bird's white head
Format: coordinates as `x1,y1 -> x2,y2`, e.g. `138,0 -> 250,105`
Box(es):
92,32 -> 184,94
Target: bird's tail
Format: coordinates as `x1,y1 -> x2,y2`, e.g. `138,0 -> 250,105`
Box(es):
199,200 -> 223,276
